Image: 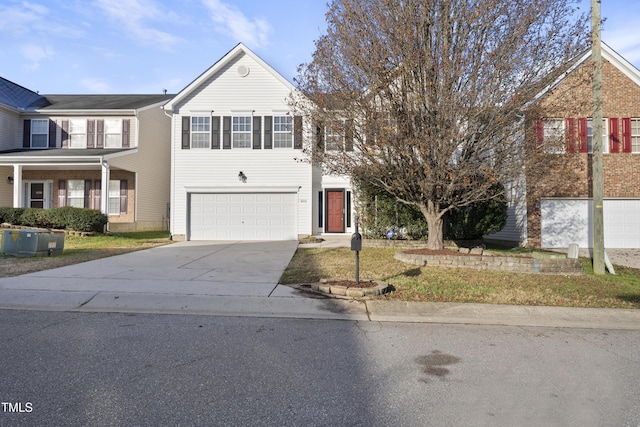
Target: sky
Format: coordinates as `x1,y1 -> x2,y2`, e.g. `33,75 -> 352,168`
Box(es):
0,0 -> 639,96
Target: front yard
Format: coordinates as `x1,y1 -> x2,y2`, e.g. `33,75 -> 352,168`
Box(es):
280,247 -> 640,309
0,231 -> 172,277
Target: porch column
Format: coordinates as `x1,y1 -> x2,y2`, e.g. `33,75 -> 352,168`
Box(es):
100,161 -> 110,215
12,164 -> 22,208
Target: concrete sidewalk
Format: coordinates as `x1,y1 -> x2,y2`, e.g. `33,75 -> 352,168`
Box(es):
0,239 -> 638,329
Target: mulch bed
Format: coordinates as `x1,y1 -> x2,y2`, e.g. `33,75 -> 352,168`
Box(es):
404,248 -> 482,256
322,280 -> 378,288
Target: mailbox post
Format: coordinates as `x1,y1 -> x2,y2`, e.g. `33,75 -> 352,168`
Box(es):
351,215 -> 362,284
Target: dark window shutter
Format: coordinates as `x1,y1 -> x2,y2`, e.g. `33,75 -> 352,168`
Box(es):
48,119 -> 57,148
93,180 -> 101,211
61,120 -> 69,148
253,116 -> 262,149
264,116 -> 273,149
316,122 -> 325,150
58,180 -> 66,207
345,119 -> 354,151
84,180 -> 92,208
23,119 -> 31,148
609,118 -> 620,153
211,116 -> 220,149
294,116 -> 302,149
622,118 -> 632,153
223,116 -> 231,149
87,120 -> 96,149
578,118 -> 588,153
96,119 -> 104,148
565,118 -> 576,153
120,180 -> 128,213
182,116 -> 190,149
122,119 -> 130,148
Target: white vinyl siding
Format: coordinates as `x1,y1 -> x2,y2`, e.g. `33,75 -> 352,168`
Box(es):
30,119 -> 48,148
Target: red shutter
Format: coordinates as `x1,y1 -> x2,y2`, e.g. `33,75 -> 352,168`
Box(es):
23,120 -> 31,148
609,118 -> 620,153
565,118 -> 576,152
535,120 -> 544,150
120,180 -> 128,214
622,118 -> 632,153
578,118 -> 588,153
122,119 -> 130,148
57,180 -> 66,207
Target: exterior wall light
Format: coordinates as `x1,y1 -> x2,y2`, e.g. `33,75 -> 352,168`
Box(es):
238,171 -> 247,183
7,176 -> 13,185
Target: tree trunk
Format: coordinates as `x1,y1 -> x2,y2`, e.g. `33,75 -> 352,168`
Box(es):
420,202 -> 445,250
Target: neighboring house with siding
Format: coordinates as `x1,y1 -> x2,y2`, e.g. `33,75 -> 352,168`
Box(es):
486,43 -> 640,249
163,43 -> 355,241
0,77 -> 173,232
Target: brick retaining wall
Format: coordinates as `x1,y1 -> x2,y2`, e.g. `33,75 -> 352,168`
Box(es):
395,251 -> 584,275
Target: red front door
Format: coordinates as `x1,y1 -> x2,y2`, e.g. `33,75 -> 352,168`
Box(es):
326,190 -> 344,233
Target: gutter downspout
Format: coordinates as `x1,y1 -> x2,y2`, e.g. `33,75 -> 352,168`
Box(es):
163,107 -> 175,240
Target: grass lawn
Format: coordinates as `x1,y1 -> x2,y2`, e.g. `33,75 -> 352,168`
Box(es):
0,231 -> 172,277
280,247 -> 640,309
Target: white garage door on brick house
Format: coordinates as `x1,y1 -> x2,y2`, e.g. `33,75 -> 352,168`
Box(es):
188,192 -> 297,241
541,199 -> 640,248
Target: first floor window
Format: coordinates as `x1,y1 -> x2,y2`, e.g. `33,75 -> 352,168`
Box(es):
232,116 -> 252,148
631,118 -> 640,153
31,119 -> 49,148
69,119 -> 87,148
104,119 -> 122,148
67,180 -> 84,208
108,180 -> 121,214
191,116 -> 211,148
273,116 -> 293,148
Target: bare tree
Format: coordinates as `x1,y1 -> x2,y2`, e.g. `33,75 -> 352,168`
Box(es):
294,0 -> 589,249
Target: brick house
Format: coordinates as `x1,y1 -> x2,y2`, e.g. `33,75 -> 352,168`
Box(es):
487,43 -> 640,248
0,77 -> 173,232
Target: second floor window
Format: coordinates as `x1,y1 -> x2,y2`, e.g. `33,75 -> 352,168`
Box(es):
233,116 -> 252,148
31,119 -> 49,148
631,118 -> 640,153
104,119 -> 122,148
543,118 -> 565,154
69,119 -> 86,149
273,116 -> 292,148
191,117 -> 211,149
325,122 -> 344,151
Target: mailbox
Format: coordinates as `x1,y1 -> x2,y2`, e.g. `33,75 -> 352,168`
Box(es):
351,232 -> 362,251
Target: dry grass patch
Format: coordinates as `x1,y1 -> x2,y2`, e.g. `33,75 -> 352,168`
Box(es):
280,247 -> 640,309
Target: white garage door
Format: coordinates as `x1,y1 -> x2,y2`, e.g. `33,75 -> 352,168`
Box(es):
189,193 -> 297,240
541,199 -> 640,248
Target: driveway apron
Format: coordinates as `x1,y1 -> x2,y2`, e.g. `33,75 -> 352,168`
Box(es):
0,241 -> 299,298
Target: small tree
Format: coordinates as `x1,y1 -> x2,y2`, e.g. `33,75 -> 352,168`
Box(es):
294,0 -> 589,249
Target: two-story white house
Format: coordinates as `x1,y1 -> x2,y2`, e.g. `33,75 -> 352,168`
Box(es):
163,43 -> 355,241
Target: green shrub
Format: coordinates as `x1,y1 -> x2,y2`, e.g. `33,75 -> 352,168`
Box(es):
0,207 -> 107,232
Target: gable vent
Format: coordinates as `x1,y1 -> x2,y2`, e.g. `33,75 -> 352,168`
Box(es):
237,65 -> 250,77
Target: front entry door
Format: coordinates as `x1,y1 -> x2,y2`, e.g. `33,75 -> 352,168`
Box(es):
30,183 -> 45,208
326,190 -> 344,233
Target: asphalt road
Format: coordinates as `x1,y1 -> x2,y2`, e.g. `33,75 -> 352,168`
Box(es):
1,310 -> 639,427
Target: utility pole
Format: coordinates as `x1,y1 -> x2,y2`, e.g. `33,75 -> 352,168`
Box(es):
592,0 -> 605,275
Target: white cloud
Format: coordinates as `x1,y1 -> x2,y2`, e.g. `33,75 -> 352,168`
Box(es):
20,43 -> 54,70
80,77 -> 112,93
95,0 -> 182,50
201,0 -> 271,48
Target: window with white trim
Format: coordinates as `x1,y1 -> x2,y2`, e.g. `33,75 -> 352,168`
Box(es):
104,119 -> 122,148
325,121 -> 344,151
69,119 -> 86,149
30,119 -> 48,148
67,180 -> 84,208
631,118 -> 640,153
273,116 -> 293,148
191,116 -> 211,149
233,116 -> 251,148
108,180 -> 121,215
587,118 -> 608,153
543,118 -> 565,154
